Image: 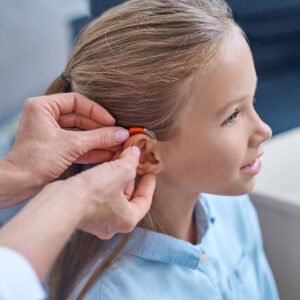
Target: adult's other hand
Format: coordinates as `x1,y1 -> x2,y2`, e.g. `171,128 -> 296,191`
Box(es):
0,93 -> 129,207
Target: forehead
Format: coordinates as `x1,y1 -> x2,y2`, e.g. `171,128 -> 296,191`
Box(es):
188,31 -> 257,117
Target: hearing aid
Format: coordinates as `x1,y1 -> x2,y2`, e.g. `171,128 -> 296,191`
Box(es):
129,127 -> 157,143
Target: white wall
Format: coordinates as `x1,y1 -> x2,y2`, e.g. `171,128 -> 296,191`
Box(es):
0,0 -> 89,120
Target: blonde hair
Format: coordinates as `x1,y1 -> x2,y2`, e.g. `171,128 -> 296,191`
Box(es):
47,0 -> 238,299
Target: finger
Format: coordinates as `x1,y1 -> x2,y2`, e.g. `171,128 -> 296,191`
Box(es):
45,92 -> 115,125
80,147 -> 140,187
112,150 -> 122,161
105,145 -> 123,152
58,113 -> 103,130
76,150 -> 114,164
128,174 -> 156,221
117,146 -> 141,173
105,147 -> 140,186
75,127 -> 129,151
119,146 -> 140,160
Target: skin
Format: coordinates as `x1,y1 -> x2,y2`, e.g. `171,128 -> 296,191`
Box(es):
0,147 -> 155,281
0,92 -> 130,208
0,92 -> 156,281
127,30 -> 272,243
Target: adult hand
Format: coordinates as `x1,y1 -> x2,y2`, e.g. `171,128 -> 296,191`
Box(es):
66,146 -> 156,239
0,146 -> 156,281
3,92 -> 129,192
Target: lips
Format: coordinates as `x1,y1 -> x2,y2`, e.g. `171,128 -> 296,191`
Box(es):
242,159 -> 257,168
241,154 -> 263,175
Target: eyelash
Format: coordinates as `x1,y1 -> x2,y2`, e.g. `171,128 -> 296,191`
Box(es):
222,109 -> 240,126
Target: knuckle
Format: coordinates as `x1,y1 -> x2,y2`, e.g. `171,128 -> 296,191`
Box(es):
99,227 -> 116,240
68,132 -> 83,149
121,219 -> 136,233
75,115 -> 82,128
63,137 -> 77,155
24,96 -> 49,115
98,128 -> 116,148
24,97 -> 37,111
69,92 -> 77,98
71,92 -> 83,100
102,232 -> 115,240
100,234 -> 110,240
98,129 -> 109,147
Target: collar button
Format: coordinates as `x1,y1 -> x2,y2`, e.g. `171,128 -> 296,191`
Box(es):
200,253 -> 209,264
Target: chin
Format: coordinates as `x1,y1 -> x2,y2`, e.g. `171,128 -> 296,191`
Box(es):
231,177 -> 256,195
213,177 -> 256,196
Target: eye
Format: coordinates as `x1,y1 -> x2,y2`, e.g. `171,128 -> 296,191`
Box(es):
222,109 -> 240,126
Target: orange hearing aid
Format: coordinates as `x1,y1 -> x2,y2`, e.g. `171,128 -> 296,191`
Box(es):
129,127 -> 157,143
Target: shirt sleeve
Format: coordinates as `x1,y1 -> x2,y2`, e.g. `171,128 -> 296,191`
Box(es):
0,246 -> 46,300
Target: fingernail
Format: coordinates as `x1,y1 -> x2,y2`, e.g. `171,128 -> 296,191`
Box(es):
115,130 -> 129,142
131,146 -> 140,157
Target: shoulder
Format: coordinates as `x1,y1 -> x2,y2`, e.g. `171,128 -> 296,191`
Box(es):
82,254 -> 165,300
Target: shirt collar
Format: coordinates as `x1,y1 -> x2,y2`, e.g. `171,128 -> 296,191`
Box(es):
109,194 -> 216,269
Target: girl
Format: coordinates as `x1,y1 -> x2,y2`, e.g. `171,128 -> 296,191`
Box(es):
47,0 -> 279,299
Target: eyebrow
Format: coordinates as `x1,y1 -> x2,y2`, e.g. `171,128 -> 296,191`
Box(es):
217,78 -> 258,118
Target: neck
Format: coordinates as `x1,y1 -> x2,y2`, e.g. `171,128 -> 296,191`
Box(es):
149,176 -> 199,244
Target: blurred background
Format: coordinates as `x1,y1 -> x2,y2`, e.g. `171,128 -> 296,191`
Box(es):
0,0 -> 90,156
1,1 -> 300,299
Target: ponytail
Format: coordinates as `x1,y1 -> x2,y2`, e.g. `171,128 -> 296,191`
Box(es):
45,73 -> 71,95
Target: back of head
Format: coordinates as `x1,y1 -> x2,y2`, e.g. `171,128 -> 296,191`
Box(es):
47,0 -> 235,140
47,0 -> 238,299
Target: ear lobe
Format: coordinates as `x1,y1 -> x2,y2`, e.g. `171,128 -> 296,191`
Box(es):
123,134 -> 162,175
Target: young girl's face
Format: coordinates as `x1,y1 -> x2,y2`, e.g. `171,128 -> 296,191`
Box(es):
157,30 -> 272,196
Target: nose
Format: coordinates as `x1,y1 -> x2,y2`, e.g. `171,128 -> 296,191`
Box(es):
249,111 -> 272,147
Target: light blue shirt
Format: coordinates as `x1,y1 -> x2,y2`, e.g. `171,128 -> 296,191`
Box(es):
0,247 -> 45,300
72,194 -> 279,300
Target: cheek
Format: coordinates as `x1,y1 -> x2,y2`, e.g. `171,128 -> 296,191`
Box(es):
196,138 -> 244,179
161,132 -> 246,187
213,146 -> 240,167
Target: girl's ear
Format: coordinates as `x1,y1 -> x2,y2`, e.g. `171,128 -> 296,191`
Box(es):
123,134 -> 162,175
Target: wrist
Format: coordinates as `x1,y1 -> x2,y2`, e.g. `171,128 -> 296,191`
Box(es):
4,153 -> 45,188
66,174 -> 98,229
54,178 -> 89,226
0,157 -> 44,208
0,180 -> 85,280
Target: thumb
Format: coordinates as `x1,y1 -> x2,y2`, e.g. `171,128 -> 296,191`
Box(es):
109,146 -> 141,185
72,127 -> 129,152
117,146 -> 141,197
128,173 -> 156,221
80,146 -> 140,184
117,146 -> 141,174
